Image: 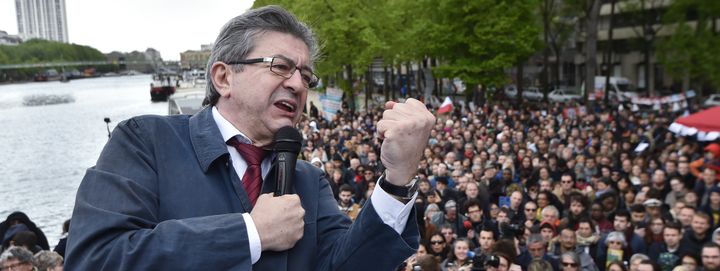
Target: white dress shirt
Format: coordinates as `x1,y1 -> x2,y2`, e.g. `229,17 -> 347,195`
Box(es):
211,106 -> 416,264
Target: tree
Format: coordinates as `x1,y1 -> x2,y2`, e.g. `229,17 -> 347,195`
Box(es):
658,0 -> 720,95
428,0 -> 541,104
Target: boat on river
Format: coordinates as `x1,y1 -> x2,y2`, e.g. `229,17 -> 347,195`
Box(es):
150,74 -> 177,101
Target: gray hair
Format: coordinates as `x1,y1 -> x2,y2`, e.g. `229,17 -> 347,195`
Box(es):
0,246 -> 34,266
630,253 -> 649,263
527,234 -> 545,245
34,251 -> 63,271
605,231 -> 627,247
561,251 -> 580,264
203,5 -> 319,106
541,205 -> 559,217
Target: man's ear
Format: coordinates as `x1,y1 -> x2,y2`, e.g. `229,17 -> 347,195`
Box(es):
210,62 -> 231,97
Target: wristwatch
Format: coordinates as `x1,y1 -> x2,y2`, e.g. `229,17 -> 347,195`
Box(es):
378,172 -> 419,200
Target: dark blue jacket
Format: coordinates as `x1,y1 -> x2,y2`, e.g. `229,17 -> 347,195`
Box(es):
66,107 -> 419,270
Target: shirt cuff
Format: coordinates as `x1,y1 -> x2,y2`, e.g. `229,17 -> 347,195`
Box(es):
242,213 -> 261,264
371,181 -> 417,234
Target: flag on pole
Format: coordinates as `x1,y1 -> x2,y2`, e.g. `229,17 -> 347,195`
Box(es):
438,96 -> 453,114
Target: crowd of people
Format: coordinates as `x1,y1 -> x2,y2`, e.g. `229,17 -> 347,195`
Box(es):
2,95 -> 719,271
0,212 -> 66,271
298,97 -> 720,271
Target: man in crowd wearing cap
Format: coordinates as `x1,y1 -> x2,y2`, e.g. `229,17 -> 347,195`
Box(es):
691,143 -> 720,181
644,198 -> 665,220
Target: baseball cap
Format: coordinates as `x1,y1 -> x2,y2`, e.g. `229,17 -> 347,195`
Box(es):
705,143 -> 720,157
643,198 -> 662,207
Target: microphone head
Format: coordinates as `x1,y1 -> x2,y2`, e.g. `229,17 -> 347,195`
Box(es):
273,126 -> 302,154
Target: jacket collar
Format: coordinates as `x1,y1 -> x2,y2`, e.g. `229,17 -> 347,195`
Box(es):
189,106 -> 229,172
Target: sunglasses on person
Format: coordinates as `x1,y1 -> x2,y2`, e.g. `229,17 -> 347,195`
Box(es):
562,262 -> 578,267
430,240 -> 444,245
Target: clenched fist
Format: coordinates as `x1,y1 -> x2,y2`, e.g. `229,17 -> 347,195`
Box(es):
377,98 -> 435,186
251,193 -> 305,251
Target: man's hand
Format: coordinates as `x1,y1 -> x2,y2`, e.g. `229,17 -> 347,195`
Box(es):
377,99 -> 435,185
251,193 -> 305,251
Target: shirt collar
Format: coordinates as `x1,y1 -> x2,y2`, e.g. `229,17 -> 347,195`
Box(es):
212,106 -> 252,144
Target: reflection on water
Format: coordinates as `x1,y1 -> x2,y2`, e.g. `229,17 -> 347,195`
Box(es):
0,75 -> 167,248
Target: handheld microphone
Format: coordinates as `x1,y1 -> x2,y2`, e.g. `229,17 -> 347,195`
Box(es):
272,126 -> 302,196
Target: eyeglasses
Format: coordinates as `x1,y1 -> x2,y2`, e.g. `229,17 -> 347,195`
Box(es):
430,240 -> 444,245
562,262 -> 578,267
525,208 -> 537,212
226,56 -> 319,88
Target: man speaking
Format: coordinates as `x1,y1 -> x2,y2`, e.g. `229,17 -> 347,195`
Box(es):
66,5 -> 435,270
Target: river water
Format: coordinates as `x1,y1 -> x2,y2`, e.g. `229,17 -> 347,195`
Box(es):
0,75 -> 169,248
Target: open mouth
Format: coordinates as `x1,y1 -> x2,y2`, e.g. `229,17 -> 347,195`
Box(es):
274,100 -> 296,113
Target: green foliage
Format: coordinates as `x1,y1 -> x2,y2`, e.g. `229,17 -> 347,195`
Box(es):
250,0 -> 542,90
0,39 -> 105,64
659,0 -> 720,89
429,0 -> 542,87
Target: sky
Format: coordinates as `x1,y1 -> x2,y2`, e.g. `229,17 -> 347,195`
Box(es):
0,0 -> 256,61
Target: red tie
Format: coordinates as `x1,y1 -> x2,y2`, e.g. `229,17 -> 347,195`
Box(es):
227,137 -> 268,206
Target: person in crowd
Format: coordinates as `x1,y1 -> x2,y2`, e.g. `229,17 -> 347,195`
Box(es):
9,231 -> 41,254
576,217 -> 600,258
560,192 -> 590,230
680,212 -> 712,256
337,184 -> 362,221
679,253 -> 699,271
444,200 -> 467,238
53,220 -> 69,258
552,227 -> 598,271
648,221 -> 683,271
713,227 -> 720,246
67,6 -> 435,270
527,259 -> 553,271
636,259 -> 660,271
701,242 -> 720,271
473,225 -> 497,257
689,143 -> 720,181
629,254 -> 650,271
441,238 -> 473,271
560,251 -> 582,271
428,232 -> 450,264
695,168 -> 719,207
606,261 -> 627,271
520,233 -> 558,270
464,199 -> 495,240
0,212 -> 50,252
440,224 -> 457,245
599,231 -> 629,271
423,203 -> 444,239
0,246 -> 35,271
598,209 -> 646,258
523,201 -> 540,229
677,206 -> 696,229
34,250 -> 63,271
